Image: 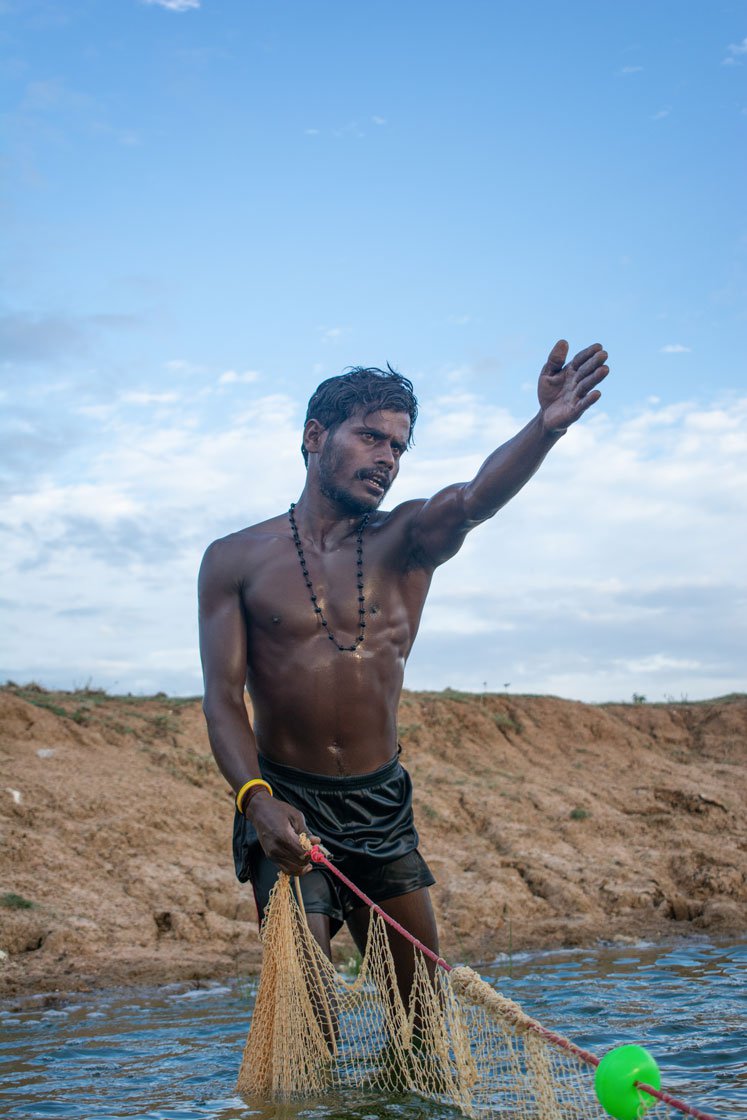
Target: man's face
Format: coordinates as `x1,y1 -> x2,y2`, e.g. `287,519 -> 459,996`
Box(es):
317,410 -> 411,514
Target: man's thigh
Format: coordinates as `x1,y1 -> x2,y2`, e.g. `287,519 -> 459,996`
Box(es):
346,886 -> 440,1002
305,909 -> 333,960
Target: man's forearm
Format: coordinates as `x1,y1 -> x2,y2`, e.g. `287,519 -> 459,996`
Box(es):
202,693 -> 261,794
462,411 -> 564,523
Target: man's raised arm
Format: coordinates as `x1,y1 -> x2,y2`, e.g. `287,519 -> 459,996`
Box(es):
198,540 -> 317,874
408,340 -> 609,567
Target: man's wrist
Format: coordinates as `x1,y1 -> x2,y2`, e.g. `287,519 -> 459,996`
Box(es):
244,787 -> 272,821
537,410 -> 567,439
235,776 -> 273,815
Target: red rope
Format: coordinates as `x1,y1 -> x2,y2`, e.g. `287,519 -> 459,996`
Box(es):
309,846 -> 451,971
635,1083 -> 720,1120
307,845 -> 720,1120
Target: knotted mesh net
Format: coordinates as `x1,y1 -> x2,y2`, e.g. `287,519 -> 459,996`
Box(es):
237,873 -> 671,1119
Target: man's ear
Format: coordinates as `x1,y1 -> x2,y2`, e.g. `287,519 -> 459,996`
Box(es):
303,418 -> 327,457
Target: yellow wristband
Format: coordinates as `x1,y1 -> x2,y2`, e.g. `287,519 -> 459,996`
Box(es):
235,778 -> 273,815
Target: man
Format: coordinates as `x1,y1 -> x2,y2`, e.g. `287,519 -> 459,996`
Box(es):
198,338 -> 608,1000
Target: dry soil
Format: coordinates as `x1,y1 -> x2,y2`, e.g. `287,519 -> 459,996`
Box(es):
1,685 -> 745,998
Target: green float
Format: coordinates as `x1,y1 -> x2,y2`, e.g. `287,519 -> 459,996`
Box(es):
594,1044 -> 661,1120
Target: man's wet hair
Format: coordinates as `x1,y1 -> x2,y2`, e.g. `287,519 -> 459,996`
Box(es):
302,364 -> 418,464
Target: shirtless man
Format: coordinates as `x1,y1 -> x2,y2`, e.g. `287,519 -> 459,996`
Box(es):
198,339 -> 608,999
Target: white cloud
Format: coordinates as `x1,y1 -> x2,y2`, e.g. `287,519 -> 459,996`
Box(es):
651,108 -> 670,120
120,391 -> 179,405
142,0 -> 200,11
619,65 -> 643,75
615,654 -> 702,674
659,343 -> 691,353
723,37 -> 747,65
165,358 -> 203,374
332,121 -> 365,139
218,369 -> 261,385
2,391 -> 745,702
318,326 -> 347,343
372,116 -> 387,126
76,403 -> 117,421
444,366 -> 473,385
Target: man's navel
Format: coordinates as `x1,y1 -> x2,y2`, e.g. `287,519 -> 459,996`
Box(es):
326,740 -> 350,776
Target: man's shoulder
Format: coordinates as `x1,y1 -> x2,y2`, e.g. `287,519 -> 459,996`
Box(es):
212,513 -> 286,544
370,498 -> 427,532
201,514 -> 289,572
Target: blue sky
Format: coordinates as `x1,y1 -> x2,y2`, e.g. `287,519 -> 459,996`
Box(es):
1,0 -> 745,702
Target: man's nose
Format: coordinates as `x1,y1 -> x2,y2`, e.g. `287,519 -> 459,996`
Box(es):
375,445 -> 395,470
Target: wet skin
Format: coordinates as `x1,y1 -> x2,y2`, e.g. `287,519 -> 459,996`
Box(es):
199,340 -> 609,976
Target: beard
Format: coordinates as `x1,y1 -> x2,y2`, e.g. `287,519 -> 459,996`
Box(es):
318,437 -> 388,515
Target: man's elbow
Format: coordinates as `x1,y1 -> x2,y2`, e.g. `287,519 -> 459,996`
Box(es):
201,687 -> 246,728
457,482 -> 492,528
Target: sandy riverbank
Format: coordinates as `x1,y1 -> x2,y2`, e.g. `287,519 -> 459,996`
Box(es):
1,685 -> 745,999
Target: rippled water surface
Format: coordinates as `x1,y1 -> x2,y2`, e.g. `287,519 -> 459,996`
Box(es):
1,939 -> 744,1120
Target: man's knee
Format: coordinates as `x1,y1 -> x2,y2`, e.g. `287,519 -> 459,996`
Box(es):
378,887 -> 439,953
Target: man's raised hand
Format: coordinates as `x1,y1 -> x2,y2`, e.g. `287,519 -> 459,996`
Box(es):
538,339 -> 609,434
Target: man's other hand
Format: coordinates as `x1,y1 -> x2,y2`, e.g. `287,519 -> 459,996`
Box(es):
246,794 -> 321,876
538,340 -> 609,434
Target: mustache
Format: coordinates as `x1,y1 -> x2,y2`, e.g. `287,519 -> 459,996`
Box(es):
356,469 -> 391,490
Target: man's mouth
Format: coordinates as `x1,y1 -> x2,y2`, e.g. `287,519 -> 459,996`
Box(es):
359,471 -> 389,495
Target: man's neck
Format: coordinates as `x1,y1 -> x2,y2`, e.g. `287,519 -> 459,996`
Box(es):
291,489 -> 367,550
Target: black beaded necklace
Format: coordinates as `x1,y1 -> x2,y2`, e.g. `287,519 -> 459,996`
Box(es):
288,502 -> 370,652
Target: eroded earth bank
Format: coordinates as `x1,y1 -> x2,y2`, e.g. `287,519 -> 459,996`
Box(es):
1,685 -> 745,998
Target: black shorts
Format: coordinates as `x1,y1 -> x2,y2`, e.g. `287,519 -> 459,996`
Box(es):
232,754 -> 435,936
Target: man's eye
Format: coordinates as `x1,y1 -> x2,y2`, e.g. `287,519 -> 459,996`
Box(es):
362,432 -> 375,441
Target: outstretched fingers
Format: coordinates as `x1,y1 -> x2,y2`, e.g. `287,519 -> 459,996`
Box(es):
544,339 -> 569,372
539,338 -> 609,427
572,346 -> 608,390
571,342 -> 604,370
576,387 -> 604,414
576,359 -> 609,397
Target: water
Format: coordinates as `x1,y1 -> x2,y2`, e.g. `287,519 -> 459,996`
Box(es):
1,939 -> 744,1120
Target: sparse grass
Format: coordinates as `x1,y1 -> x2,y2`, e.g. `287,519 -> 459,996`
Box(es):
398,722 -> 422,737
600,693 -> 746,709
107,721 -> 139,736
28,697 -> 70,718
149,713 -> 179,737
503,902 -> 513,976
492,769 -> 523,783
1,892 -> 36,910
341,950 -> 363,978
569,807 -> 590,821
1,684 -> 206,746
493,712 -> 523,735
440,687 -> 474,703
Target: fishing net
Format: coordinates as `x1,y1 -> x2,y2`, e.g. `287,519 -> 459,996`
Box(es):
237,862 -> 675,1119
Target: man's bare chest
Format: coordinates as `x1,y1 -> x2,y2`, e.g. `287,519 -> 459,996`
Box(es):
240,535 -> 430,644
